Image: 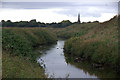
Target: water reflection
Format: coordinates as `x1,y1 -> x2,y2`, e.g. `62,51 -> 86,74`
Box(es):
37,40 -> 97,78
64,48 -> 120,78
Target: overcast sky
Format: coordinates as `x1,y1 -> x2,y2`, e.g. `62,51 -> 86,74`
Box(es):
0,0 -> 119,23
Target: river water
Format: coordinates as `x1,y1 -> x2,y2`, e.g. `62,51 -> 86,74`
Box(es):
37,40 -> 97,78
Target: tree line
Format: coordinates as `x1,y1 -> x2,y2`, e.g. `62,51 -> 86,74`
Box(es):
1,19 -> 73,28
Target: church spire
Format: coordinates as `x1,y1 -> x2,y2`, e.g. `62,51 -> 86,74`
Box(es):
78,13 -> 81,23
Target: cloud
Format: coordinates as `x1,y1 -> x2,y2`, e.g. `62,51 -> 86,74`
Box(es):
2,2 -> 77,9
2,2 -> 117,9
0,9 -> 77,23
0,2 -> 118,23
53,2 -> 117,18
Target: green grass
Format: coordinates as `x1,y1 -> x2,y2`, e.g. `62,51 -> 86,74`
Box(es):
65,53 -> 120,78
51,22 -> 99,39
2,15 -> 119,78
64,16 -> 119,71
2,27 -> 57,61
2,27 -> 57,78
2,51 -> 46,78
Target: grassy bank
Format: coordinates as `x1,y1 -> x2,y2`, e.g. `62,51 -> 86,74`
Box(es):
48,21 -> 99,39
64,16 -> 119,71
3,51 -> 46,78
2,27 -> 57,78
65,53 -> 120,78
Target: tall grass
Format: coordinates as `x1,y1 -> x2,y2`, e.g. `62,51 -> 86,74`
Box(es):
64,16 -> 119,71
2,27 -> 57,60
52,22 -> 99,39
2,51 -> 46,78
2,27 -> 57,78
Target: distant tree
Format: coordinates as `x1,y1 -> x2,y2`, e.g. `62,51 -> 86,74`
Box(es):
30,19 -> 36,22
1,19 -> 73,28
60,20 -> 72,27
16,21 -> 29,27
6,20 -> 13,27
29,19 -> 39,27
93,21 -> 99,23
88,21 -> 91,23
1,20 -> 5,23
40,23 -> 46,27
50,22 -> 58,27
1,20 -> 5,27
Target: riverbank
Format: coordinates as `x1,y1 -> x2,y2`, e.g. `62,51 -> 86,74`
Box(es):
64,16 -> 119,72
2,16 -> 119,78
2,27 -> 57,78
3,51 -> 46,78
64,53 -> 120,78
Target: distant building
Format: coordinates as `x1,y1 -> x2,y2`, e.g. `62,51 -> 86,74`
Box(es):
78,13 -> 81,23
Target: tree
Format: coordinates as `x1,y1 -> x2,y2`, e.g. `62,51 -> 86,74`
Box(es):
5,20 -> 13,27
1,20 -> 5,27
60,20 -> 72,27
29,19 -> 38,27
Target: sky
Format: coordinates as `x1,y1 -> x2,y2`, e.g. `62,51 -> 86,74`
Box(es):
0,0 -> 119,23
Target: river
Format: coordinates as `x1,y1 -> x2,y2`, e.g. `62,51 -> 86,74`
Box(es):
37,40 -> 97,78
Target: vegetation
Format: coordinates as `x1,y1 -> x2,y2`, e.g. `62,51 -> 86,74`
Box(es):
50,21 -> 99,39
2,27 -> 57,78
1,19 -> 72,28
3,51 -> 46,78
64,16 -> 119,71
65,53 -> 120,78
2,15 -> 119,78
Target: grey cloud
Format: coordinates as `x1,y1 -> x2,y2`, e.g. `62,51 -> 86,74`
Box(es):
1,2 -> 118,18
2,2 -> 80,9
54,3 -> 117,18
2,2 -> 117,9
